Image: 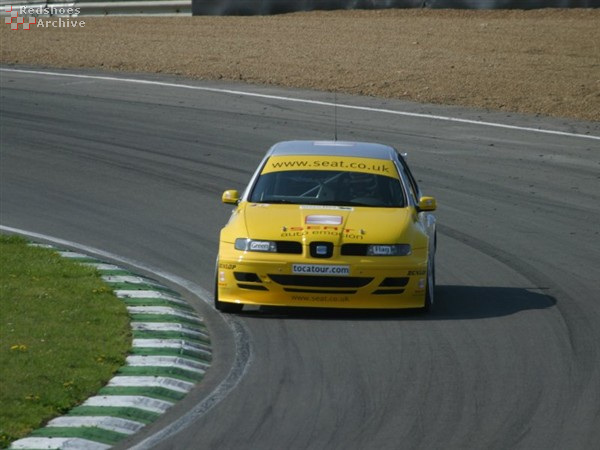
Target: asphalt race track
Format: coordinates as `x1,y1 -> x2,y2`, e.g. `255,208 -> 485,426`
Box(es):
1,68 -> 599,450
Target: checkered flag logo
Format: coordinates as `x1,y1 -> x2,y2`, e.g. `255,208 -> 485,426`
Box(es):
4,6 -> 36,30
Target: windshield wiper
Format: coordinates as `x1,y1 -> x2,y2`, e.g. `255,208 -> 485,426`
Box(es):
316,201 -> 404,207
256,199 -> 297,204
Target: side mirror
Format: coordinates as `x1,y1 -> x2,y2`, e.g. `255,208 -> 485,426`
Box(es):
222,190 -> 240,205
418,196 -> 436,212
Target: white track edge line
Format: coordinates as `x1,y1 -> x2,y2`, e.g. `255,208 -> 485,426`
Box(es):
1,67 -> 598,141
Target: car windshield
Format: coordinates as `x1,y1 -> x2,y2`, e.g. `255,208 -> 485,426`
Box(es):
248,170 -> 406,207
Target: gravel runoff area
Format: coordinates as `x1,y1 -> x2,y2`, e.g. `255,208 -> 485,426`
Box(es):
1,9 -> 599,122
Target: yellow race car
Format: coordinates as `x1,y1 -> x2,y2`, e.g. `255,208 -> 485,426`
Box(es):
215,141 -> 437,313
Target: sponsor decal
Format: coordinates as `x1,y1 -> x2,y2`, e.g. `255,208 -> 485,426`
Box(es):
292,264 -> 350,276
291,295 -> 350,303
305,215 -> 343,225
262,156 -> 399,179
280,225 -> 363,240
408,270 -> 426,276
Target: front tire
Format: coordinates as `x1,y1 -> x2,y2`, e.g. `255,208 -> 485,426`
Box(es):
421,256 -> 435,313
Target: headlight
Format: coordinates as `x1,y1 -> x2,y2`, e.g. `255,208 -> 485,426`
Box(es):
235,238 -> 277,253
367,244 -> 411,256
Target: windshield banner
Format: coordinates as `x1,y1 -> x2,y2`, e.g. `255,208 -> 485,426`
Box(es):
262,156 -> 399,179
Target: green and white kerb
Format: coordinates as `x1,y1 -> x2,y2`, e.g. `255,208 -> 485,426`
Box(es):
9,247 -> 211,450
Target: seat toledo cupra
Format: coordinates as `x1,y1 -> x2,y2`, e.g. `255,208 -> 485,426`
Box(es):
215,140 -> 437,313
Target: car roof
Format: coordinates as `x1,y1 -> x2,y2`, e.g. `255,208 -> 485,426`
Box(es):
266,140 -> 399,160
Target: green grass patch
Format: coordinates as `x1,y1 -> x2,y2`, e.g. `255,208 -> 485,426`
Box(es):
0,235 -> 131,448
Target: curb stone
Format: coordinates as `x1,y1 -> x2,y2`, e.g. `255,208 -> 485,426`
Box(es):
9,244 -> 211,450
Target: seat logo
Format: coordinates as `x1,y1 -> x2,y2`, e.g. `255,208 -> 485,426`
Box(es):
316,245 -> 328,255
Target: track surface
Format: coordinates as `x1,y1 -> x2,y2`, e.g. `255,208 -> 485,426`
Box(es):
1,68 -> 599,450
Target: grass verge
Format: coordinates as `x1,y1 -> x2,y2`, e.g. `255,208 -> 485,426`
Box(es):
0,235 -> 131,448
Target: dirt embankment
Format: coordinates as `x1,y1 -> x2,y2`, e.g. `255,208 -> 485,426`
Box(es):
2,9 -> 599,121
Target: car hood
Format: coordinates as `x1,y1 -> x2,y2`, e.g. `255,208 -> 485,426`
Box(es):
224,203 -> 418,244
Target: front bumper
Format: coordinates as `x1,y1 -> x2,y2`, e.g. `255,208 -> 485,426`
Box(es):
216,249 -> 429,309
